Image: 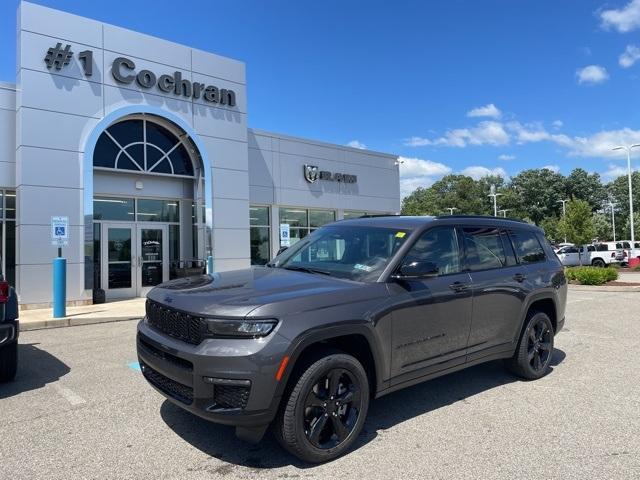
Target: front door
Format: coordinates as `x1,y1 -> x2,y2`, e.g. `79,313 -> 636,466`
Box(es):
388,226 -> 473,383
136,225 -> 169,297
101,223 -> 170,299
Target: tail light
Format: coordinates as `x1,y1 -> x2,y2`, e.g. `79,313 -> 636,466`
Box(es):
0,281 -> 9,303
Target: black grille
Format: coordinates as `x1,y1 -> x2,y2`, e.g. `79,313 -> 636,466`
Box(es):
140,360 -> 193,405
145,300 -> 204,345
214,384 -> 250,410
138,335 -> 193,372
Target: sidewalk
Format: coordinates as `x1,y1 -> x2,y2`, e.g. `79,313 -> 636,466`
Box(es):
19,298 -> 146,331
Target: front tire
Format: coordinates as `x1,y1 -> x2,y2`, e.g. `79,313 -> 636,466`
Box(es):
506,311 -> 554,380
0,341 -> 17,382
592,258 -> 606,268
275,351 -> 369,463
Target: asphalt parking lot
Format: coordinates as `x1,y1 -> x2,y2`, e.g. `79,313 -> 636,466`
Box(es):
1,289 -> 639,479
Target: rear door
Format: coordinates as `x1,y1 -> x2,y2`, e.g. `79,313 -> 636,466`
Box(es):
388,226 -> 473,382
463,226 -> 528,357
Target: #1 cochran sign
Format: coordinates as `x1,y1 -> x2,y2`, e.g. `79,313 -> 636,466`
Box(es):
51,216 -> 69,246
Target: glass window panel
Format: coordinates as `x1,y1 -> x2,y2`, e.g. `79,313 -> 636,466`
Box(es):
93,197 -> 134,221
250,206 -> 270,226
404,227 -> 461,276
116,144 -> 144,171
250,226 -> 270,265
309,210 -> 335,228
145,121 -> 177,152
5,191 -> 14,220
169,225 -> 180,280
93,223 -> 101,290
5,221 -> 15,286
509,230 -> 546,264
146,144 -> 165,170
288,228 -> 308,246
169,143 -> 194,176
107,119 -> 143,147
463,227 -> 507,271
137,199 -> 179,223
280,208 -> 308,228
149,158 -> 173,174
108,228 -> 132,262
343,211 -> 367,220
93,133 -> 120,168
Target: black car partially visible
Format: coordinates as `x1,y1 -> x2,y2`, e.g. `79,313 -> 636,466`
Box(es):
0,277 -> 19,382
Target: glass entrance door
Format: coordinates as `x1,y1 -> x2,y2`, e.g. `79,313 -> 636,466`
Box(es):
136,225 -> 169,296
102,224 -> 136,299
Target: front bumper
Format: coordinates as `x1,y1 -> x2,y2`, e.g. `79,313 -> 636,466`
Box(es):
0,320 -> 18,347
136,319 -> 289,429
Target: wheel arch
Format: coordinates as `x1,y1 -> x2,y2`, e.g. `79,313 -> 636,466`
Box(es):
521,294 -> 558,334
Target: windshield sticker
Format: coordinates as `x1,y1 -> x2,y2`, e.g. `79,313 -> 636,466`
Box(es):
354,263 -> 375,272
395,232 -> 406,238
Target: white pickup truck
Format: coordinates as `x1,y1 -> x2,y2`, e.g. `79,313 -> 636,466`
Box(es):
556,244 -> 623,267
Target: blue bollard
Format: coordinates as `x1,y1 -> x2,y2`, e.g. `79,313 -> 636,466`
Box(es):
206,255 -> 214,275
53,257 -> 66,318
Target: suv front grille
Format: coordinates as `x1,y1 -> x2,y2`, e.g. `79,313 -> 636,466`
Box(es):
145,300 -> 204,345
140,360 -> 193,405
214,384 -> 250,410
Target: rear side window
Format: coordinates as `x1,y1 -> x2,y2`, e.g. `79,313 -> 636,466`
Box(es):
462,227 -> 507,271
509,229 -> 546,264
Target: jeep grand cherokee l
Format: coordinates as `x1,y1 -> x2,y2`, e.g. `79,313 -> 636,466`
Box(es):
137,215 -> 567,463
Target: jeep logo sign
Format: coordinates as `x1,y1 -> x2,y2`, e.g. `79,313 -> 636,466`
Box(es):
111,57 -> 236,106
303,165 -> 357,184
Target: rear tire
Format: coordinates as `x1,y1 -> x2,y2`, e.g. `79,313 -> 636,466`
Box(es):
592,258 -> 606,268
506,311 -> 554,380
0,341 -> 17,382
274,350 -> 369,463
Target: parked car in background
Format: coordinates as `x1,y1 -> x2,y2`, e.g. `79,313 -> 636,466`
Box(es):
0,276 -> 19,382
614,241 -> 640,265
553,242 -> 574,253
137,215 -> 567,462
556,244 -> 621,267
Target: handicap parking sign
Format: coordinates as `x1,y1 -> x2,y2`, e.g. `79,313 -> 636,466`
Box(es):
51,216 -> 69,246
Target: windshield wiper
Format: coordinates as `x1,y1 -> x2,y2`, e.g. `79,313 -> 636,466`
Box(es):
282,265 -> 332,276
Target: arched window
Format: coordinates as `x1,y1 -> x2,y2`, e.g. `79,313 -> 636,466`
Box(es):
94,117 -> 195,177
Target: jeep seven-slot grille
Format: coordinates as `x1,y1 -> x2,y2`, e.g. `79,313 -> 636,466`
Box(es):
145,299 -> 204,345
213,385 -> 251,410
140,360 -> 193,405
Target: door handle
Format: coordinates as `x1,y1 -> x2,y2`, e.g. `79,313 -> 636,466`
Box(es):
449,281 -> 469,292
513,273 -> 526,282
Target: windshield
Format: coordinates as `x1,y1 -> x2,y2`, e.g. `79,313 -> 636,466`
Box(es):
275,225 -> 411,282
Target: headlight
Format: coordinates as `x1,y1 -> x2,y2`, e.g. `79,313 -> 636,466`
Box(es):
204,318 -> 278,338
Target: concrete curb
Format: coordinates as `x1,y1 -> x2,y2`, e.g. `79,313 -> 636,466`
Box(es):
19,315 -> 143,332
568,284 -> 640,292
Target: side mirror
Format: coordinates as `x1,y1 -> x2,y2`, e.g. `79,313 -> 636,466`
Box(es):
276,246 -> 289,256
394,261 -> 439,279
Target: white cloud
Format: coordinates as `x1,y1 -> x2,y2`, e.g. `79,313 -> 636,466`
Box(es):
602,164 -> 632,180
460,166 -> 508,180
346,140 -> 366,149
541,164 -> 560,173
552,120 -> 563,129
404,121 -> 509,148
576,65 -> 609,85
398,156 -> 452,197
466,103 -> 502,119
600,0 -> 640,33
619,45 -> 640,68
403,136 -> 432,147
498,154 -> 516,161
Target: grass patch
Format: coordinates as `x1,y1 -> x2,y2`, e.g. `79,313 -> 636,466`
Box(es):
565,266 -> 618,285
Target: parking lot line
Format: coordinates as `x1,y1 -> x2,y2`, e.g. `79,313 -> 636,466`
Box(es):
52,384 -> 86,406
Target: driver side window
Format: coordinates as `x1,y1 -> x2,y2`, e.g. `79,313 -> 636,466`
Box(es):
403,227 -> 461,276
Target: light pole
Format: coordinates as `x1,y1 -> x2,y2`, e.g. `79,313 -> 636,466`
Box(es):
605,200 -> 616,242
612,144 -> 639,257
488,184 -> 503,217
445,207 -> 458,215
498,209 -> 510,217
557,199 -> 569,243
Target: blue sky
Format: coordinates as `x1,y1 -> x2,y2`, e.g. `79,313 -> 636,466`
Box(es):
2,0 -> 640,196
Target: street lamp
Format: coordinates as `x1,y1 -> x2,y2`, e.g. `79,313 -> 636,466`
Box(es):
488,184 -> 503,217
498,209 -> 510,217
612,144 -> 639,257
445,207 -> 458,215
605,200 -> 616,242
557,199 -> 569,243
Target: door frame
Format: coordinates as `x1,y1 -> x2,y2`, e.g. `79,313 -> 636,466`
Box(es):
101,222 -> 137,299
136,223 -> 170,297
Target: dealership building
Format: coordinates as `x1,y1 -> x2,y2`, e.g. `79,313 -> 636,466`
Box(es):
0,2 -> 400,307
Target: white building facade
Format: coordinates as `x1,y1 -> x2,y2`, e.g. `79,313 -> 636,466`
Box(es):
1,2 -> 400,307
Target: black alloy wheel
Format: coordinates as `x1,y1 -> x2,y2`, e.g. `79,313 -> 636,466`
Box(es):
527,317 -> 552,373
505,311 -> 555,380
303,368 -> 362,449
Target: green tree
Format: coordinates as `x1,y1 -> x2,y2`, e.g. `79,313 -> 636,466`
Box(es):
558,200 -> 596,261
510,168 -> 566,225
606,171 -> 640,239
592,212 -> 612,241
565,168 -> 607,211
539,216 -> 561,243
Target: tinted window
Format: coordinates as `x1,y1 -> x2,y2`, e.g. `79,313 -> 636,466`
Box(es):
463,227 -> 507,270
403,227 -> 461,276
510,229 -> 546,264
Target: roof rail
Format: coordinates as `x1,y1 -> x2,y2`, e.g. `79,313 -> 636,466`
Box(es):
434,214 -> 528,223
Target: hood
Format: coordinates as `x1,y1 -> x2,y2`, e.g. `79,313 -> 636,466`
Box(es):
146,267 -> 371,318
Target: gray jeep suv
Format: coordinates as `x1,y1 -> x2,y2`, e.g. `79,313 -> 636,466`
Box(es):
137,215 -> 566,463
